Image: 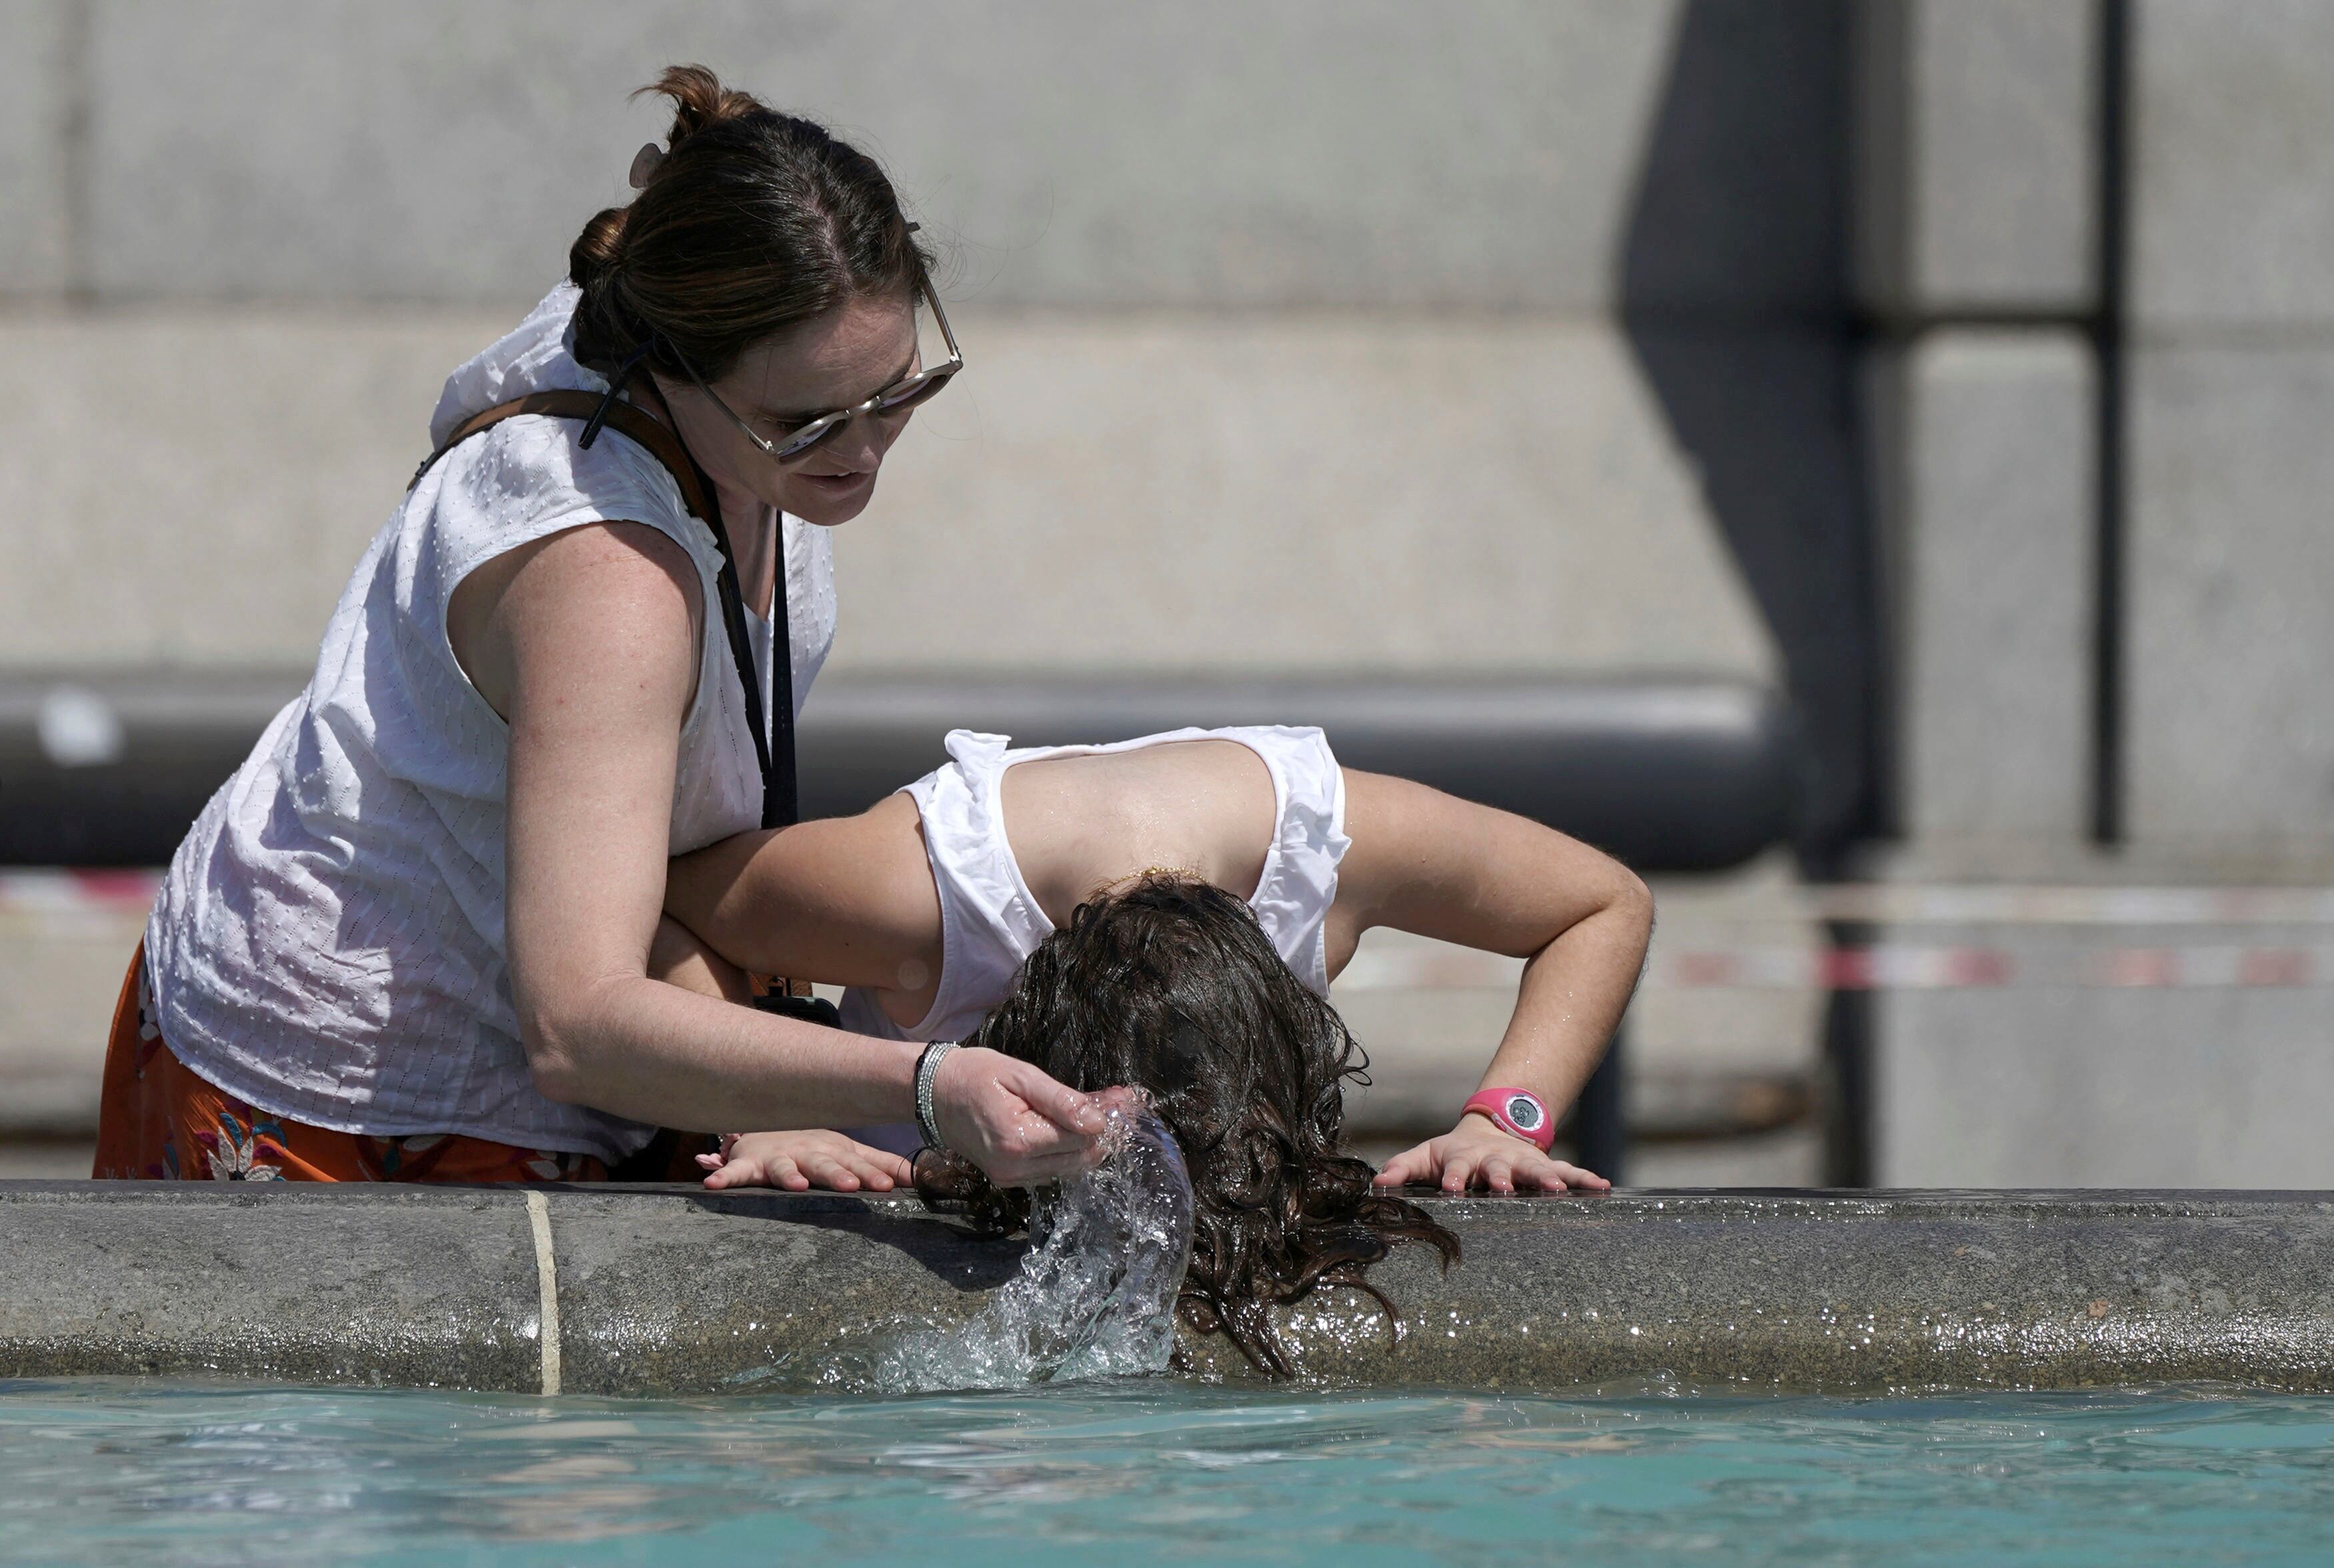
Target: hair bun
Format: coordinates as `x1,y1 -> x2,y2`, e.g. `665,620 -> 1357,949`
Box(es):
642,63 -> 765,149
569,204 -> 628,287
567,203 -> 640,370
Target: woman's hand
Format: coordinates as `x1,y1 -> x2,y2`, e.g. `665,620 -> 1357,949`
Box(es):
698,1129 -> 914,1193
930,1046 -> 1113,1187
1372,1114 -> 1611,1195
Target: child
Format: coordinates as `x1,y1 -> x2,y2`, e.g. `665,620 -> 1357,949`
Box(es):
658,725 -> 1652,1199
917,869 -> 1464,1376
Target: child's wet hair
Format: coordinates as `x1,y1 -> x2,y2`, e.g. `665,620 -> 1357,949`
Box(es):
926,872 -> 1460,1376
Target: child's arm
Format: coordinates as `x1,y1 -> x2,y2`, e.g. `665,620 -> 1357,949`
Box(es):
1330,769 -> 1654,1194
663,792 -> 945,1001
698,1129 -> 913,1192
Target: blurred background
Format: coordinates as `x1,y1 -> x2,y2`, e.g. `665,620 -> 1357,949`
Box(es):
3,0 -> 2330,1187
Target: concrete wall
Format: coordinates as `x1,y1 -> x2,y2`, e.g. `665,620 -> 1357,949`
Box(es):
0,309 -> 496,669
74,1 -> 1691,311
45,0 -> 1836,316
0,883 -> 139,1138
0,0 -> 73,294
2127,0 -> 2334,328
0,0 -> 1831,687
1856,0 -> 2334,869
840,317 -> 1772,677
1871,329 -> 2095,847
0,308 -> 1783,679
2124,0 -> 2334,863
1854,0 -> 2097,318
3,7 -> 2323,819
1875,921 -> 2334,1187
2127,346 -> 2334,861
1852,1 -> 2334,1189
1853,0 -> 2100,859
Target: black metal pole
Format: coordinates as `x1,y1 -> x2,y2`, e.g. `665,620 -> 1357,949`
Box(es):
1573,1019 -> 1628,1184
2092,0 -> 2131,845
1821,919 -> 1875,1187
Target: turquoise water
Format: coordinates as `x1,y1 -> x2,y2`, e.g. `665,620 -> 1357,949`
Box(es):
3,1381 -> 2332,1566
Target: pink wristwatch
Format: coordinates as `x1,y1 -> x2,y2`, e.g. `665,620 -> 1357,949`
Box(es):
1462,1087 -> 1554,1151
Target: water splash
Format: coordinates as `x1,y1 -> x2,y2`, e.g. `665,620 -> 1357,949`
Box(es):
870,1106 -> 1196,1392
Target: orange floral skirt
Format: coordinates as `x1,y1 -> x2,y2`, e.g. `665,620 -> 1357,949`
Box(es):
91,943 -> 610,1183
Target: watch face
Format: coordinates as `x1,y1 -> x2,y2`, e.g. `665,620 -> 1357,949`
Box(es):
1504,1093 -> 1544,1132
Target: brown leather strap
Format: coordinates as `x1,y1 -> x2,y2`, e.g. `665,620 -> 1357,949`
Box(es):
409,390 -> 714,525
408,386 -> 794,828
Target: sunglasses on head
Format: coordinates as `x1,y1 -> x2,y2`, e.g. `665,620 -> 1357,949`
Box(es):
667,264 -> 962,466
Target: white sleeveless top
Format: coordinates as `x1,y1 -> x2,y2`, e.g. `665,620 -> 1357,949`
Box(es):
839,725 -> 1352,1049
144,283 -> 836,1161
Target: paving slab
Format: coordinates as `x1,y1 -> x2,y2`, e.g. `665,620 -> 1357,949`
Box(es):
0,309 -> 1778,681
0,309 -> 499,670
1871,328 -> 2095,845
0,0 -> 71,293
2127,342 -> 2334,857
73,0 -> 1807,313
1853,0 -> 2097,317
2131,0 -> 2334,328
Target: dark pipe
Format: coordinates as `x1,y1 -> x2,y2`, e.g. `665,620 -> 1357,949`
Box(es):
1,673 -> 1798,875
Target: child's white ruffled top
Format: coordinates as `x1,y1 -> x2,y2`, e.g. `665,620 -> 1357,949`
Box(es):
840,725 -> 1352,1049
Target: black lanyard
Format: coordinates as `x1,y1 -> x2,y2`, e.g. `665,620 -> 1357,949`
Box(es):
700,488 -> 796,833
632,381 -> 796,832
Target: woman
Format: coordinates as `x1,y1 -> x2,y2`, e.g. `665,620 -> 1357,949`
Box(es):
93,67 -> 1112,1187
659,724 -> 1652,1197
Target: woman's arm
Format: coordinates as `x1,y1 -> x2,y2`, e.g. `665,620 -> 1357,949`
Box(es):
1329,769 -> 1654,1193
464,520 -> 1106,1184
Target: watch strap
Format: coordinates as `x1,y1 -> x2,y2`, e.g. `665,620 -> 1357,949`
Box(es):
1462,1087 -> 1555,1151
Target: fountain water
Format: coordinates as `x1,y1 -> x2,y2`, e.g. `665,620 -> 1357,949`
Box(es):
866,1106 -> 1196,1392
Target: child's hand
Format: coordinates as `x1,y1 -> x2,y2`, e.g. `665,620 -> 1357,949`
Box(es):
1372,1115 -> 1611,1195
697,1129 -> 916,1193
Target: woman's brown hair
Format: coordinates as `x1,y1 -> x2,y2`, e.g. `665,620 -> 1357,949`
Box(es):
569,65 -> 930,381
926,873 -> 1460,1377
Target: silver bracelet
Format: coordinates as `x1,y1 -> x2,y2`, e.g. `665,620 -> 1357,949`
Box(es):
914,1040 -> 958,1153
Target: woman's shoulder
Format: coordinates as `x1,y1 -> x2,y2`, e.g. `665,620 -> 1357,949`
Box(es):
416,285 -> 710,562
411,414 -> 706,599
426,283 -> 597,447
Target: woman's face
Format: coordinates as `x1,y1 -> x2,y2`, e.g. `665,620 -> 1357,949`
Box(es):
659,292 -> 922,528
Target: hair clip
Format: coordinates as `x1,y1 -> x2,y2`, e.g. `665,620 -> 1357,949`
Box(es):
628,141 -> 665,190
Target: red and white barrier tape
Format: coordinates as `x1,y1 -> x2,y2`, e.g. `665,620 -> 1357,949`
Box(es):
0,870 -> 163,918
1335,942 -> 2334,992
1795,885 -> 2334,926
1340,942 -> 2334,991
1660,943 -> 2329,990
